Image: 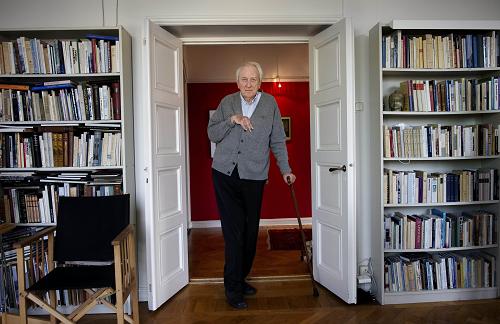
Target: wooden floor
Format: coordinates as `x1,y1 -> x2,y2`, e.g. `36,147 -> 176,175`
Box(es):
189,227 -> 309,279
47,281 -> 500,323
4,227 -> 500,323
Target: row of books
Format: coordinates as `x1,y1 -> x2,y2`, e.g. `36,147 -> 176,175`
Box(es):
394,77 -> 500,112
384,252 -> 496,292
382,30 -> 499,68
1,178 -> 123,225
384,209 -> 496,250
0,226 -> 41,311
383,168 -> 498,205
383,123 -> 500,158
0,35 -> 120,75
0,81 -> 121,121
0,131 -> 122,168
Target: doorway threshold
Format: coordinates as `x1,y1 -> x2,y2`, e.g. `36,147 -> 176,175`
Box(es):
189,274 -> 311,284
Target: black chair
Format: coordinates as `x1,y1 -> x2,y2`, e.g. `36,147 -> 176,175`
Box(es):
14,194 -> 139,324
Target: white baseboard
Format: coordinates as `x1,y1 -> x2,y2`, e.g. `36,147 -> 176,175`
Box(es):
190,217 -> 312,228
190,220 -> 221,228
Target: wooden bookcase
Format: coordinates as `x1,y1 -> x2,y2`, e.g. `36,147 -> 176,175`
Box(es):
370,20 -> 500,304
0,26 -> 135,317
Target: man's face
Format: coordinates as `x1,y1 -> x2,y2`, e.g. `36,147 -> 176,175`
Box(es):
237,65 -> 261,101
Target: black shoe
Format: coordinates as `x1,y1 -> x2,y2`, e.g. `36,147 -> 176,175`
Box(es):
225,292 -> 248,309
243,282 -> 257,296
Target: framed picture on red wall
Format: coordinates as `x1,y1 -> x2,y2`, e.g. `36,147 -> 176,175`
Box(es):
281,117 -> 291,140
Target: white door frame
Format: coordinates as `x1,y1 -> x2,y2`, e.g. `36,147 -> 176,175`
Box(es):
145,16 -> 355,305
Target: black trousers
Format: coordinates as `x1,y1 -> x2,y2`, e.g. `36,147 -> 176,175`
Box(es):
212,167 -> 266,294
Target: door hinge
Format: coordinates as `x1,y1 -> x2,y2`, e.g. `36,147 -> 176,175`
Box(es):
149,284 -> 152,292
146,178 -> 149,183
143,38 -> 146,45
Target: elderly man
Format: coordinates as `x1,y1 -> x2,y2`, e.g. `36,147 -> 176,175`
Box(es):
208,61 -> 296,309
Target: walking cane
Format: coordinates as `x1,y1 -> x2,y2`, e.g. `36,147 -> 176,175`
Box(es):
287,176 -> 319,297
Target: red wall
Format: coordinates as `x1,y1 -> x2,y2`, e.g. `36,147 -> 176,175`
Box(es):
187,82 -> 311,221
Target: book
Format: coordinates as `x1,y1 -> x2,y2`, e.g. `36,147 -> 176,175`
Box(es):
111,82 -> 121,120
85,34 -> 119,42
0,84 -> 29,91
31,84 -> 75,91
43,80 -> 76,86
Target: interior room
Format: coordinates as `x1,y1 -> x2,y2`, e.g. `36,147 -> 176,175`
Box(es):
183,43 -> 312,280
2,0 -> 500,323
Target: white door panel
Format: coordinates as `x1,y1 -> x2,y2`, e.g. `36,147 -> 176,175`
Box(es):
156,104 -> 180,154
316,164 -> 342,213
145,19 -> 188,311
317,223 -> 342,276
315,101 -> 342,150
310,18 -> 356,304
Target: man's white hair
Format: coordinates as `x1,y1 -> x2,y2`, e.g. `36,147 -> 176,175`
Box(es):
236,62 -> 263,82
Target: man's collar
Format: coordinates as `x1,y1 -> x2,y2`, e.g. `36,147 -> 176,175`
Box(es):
240,92 -> 260,104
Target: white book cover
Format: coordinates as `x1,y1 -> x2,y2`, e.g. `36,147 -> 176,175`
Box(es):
87,134 -> 94,166
73,136 -> 79,167
106,132 -> 113,166
47,132 -> 54,167
39,135 -> 46,167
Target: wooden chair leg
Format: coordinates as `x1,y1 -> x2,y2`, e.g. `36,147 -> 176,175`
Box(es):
116,293 -> 124,324
16,248 -> 28,324
131,287 -> 139,323
49,291 -> 57,324
18,293 -> 28,324
129,232 -> 139,324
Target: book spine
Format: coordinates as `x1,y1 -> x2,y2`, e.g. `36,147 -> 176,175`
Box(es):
111,82 -> 121,120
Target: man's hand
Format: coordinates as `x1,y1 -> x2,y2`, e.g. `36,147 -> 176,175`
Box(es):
231,114 -> 254,132
283,173 -> 296,184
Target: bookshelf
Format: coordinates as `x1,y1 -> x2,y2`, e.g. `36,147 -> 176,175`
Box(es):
0,26 -> 134,318
370,20 -> 500,305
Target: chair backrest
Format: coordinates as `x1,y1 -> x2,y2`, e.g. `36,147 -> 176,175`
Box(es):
54,194 -> 130,262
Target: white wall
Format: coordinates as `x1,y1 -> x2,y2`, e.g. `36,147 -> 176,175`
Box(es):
184,44 -> 309,83
1,0 -> 500,303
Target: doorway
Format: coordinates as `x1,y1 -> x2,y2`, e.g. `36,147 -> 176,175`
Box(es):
183,43 -> 313,281
144,19 -> 356,310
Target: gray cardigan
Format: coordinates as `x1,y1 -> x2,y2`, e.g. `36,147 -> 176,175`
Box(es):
208,91 -> 291,180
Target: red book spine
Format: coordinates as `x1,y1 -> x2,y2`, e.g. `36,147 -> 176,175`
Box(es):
91,39 -> 97,73
415,217 -> 422,249
111,82 -> 121,120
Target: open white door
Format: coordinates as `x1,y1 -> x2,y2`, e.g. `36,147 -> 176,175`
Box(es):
144,19 -> 189,310
309,18 -> 356,304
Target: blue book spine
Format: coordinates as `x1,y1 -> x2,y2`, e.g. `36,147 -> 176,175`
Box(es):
427,127 -> 432,157
454,174 -> 459,202
418,175 -> 423,203
446,173 -> 452,202
382,37 -> 386,68
472,35 -> 478,68
466,35 -> 473,68
445,80 -> 451,111
32,84 -> 75,91
85,34 -> 118,41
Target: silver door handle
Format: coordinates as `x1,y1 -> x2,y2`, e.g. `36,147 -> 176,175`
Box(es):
329,165 -> 347,172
